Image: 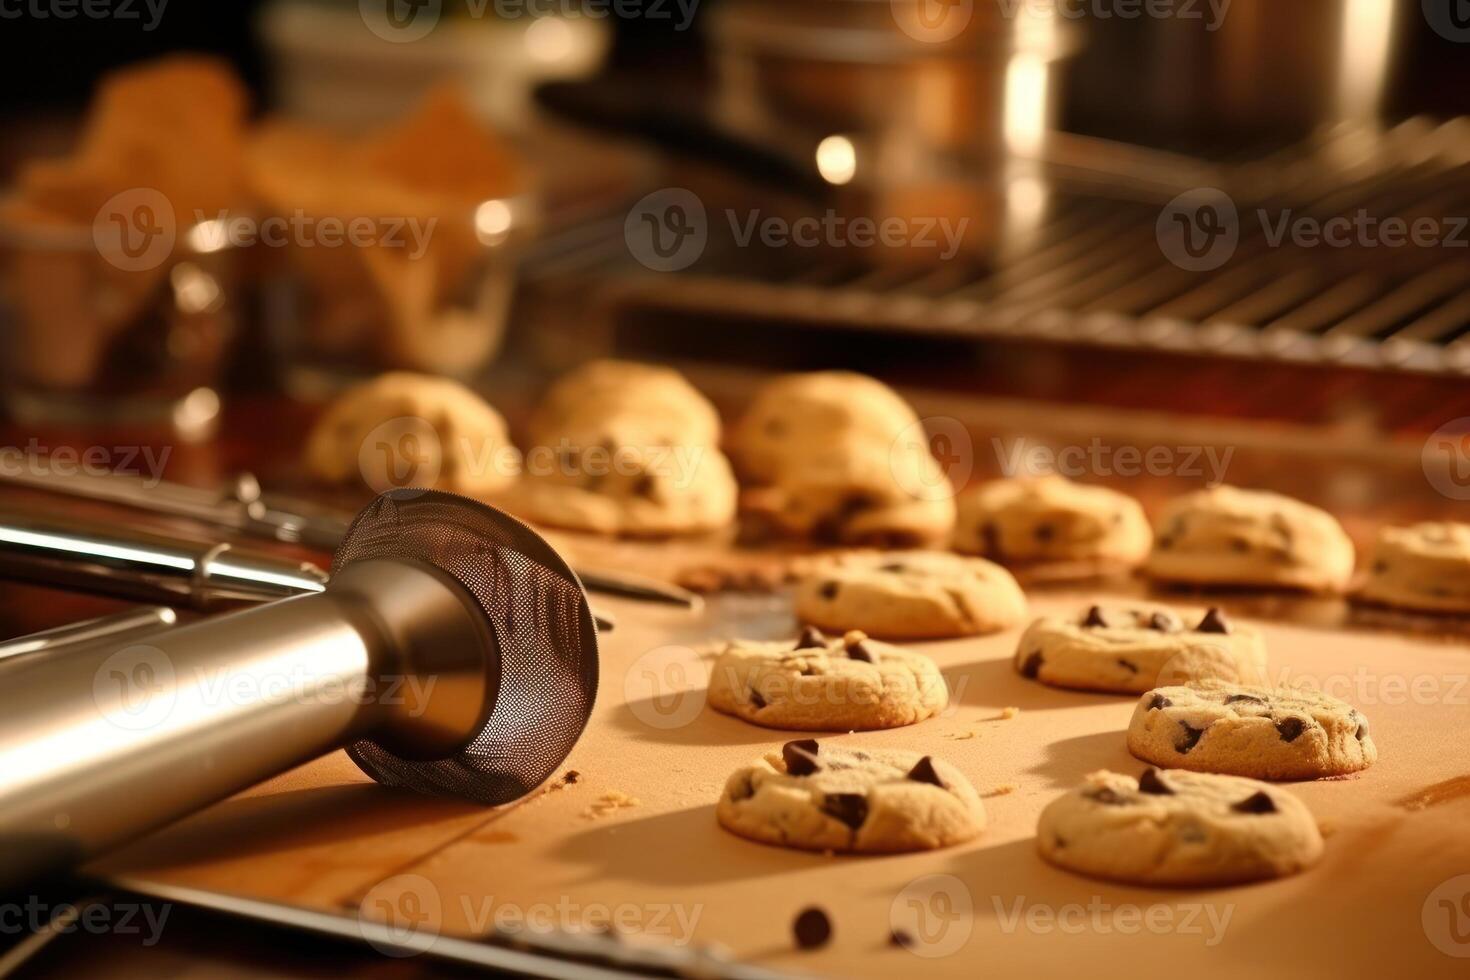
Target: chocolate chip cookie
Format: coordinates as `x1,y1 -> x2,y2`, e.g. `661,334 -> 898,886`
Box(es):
1127,682 -> 1377,780
1144,486 -> 1355,593
1037,768 -> 1324,885
304,371 -> 515,497
730,372 -> 957,547
717,741 -> 985,853
1358,521 -> 1470,614
953,475 -> 1152,568
526,358 -> 722,448
1014,604 -> 1268,694
707,628 -> 948,731
795,551 -> 1028,640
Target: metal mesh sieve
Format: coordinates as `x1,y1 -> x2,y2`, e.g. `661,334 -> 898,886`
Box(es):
333,489 -> 599,805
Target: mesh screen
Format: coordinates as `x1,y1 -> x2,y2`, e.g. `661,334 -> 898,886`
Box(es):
333,489 -> 598,805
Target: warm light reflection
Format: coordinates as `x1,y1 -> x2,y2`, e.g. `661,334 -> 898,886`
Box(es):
815,135 -> 857,186
474,199 -> 514,245
1339,0 -> 1395,120
1004,55 -> 1050,157
525,17 -> 575,64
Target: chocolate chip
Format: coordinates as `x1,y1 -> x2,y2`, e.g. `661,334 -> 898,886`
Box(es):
1276,717 -> 1307,742
1230,537 -> 1251,553
1034,523 -> 1056,543
1148,611 -> 1181,633
889,929 -> 914,949
632,474 -> 657,498
1224,693 -> 1266,706
905,756 -> 947,789
1175,722 -> 1205,754
821,793 -> 869,830
1372,560 -> 1388,574
797,626 -> 828,649
1157,536 -> 1174,550
878,562 -> 907,573
783,739 -> 820,776
1118,658 -> 1139,674
1082,605 -> 1109,628
1196,607 -> 1231,634
847,640 -> 876,663
1232,791 -> 1277,815
1087,788 -> 1128,806
729,774 -> 754,801
818,581 -> 840,601
564,770 -> 581,784
1020,650 -> 1043,679
982,521 -> 1001,556
749,687 -> 767,709
1138,768 -> 1174,795
1147,694 -> 1173,711
793,907 -> 832,950
1355,716 -> 1370,740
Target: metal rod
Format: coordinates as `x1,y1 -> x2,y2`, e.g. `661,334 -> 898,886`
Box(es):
0,606 -> 178,663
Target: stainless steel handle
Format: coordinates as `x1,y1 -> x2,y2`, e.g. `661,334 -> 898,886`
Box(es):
0,607 -> 178,663
0,512 -> 329,608
0,559 -> 497,888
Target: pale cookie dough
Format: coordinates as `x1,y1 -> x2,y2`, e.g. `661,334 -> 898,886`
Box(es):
795,551 -> 1028,640
953,474 -> 1151,568
1037,769 -> 1324,886
304,371 -> 515,497
1145,486 -> 1354,593
717,741 -> 985,853
1358,522 -> 1470,614
707,627 -> 948,731
1127,682 -> 1377,780
730,372 -> 958,547
526,359 -> 722,448
1014,604 -> 1267,694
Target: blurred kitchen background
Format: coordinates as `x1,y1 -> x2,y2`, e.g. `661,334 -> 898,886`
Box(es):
2,0 -> 1470,443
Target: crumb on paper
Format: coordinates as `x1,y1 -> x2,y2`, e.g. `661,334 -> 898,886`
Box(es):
997,707 -> 1021,720
564,770 -> 581,785
583,791 -> 641,819
943,731 -> 977,741
986,783 -> 1018,798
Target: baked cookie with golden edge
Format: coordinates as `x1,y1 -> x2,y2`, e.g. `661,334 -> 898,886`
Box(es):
795,551 -> 1027,640
1145,486 -> 1354,593
1037,769 -> 1324,886
304,371 -> 515,497
707,627 -> 947,731
525,359 -> 722,449
953,474 -> 1151,569
1358,522 -> 1470,614
1013,604 -> 1267,695
717,741 -> 984,853
1127,682 -> 1376,780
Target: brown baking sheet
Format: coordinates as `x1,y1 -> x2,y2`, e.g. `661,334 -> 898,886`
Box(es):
92,586 -> 1470,979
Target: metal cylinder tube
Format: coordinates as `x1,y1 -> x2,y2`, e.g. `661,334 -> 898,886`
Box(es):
0,559 -> 497,888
